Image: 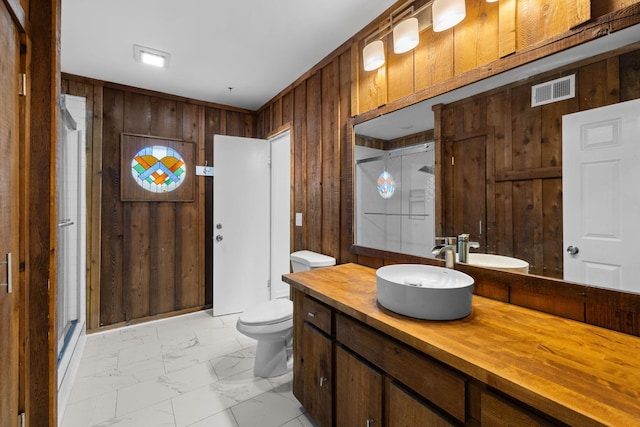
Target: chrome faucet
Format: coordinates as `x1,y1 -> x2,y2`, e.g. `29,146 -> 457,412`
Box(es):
457,233 -> 480,263
432,237 -> 457,269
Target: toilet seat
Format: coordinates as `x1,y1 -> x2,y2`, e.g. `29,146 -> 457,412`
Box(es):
238,299 -> 293,326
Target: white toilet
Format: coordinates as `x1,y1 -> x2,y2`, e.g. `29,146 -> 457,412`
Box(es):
236,250 -> 336,378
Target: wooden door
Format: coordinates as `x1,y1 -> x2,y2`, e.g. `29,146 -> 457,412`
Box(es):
0,2 -> 21,425
336,346 -> 383,427
300,322 -> 333,426
444,135 -> 487,249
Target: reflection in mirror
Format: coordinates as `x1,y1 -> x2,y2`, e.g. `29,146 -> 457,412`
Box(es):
355,142 -> 435,257
353,23 -> 640,293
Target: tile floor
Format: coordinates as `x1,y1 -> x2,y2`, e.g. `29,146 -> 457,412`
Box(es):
61,310 -> 315,427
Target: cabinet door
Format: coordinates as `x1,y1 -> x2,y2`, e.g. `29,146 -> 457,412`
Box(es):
300,322 -> 333,427
336,346 -> 383,427
481,391 -> 557,426
387,380 -> 455,427
0,2 -> 20,426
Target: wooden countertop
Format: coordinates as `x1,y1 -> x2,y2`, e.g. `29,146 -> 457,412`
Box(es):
283,263 -> 640,427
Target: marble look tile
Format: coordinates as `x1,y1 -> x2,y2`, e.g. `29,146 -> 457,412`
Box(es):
162,335 -> 244,374
60,390 -> 117,427
158,360 -> 218,394
187,409 -> 238,427
115,378 -> 181,417
67,370 -> 138,405
117,341 -> 163,369
211,346 -> 256,379
95,400 -> 175,427
230,390 -> 305,427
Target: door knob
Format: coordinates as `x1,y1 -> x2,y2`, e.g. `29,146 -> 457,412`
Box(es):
566,245 -> 579,255
216,234 -> 223,242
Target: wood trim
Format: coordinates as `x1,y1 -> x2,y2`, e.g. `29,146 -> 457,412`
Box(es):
3,0 -> 27,32
61,72 -> 254,114
88,84 -> 103,330
495,166 -> 563,182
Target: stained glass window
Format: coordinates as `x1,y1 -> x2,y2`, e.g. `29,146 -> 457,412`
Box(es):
131,145 -> 186,193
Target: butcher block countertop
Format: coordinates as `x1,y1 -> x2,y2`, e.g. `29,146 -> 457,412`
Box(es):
283,263 -> 640,426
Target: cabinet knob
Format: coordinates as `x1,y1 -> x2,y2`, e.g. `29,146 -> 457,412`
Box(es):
319,376 -> 327,387
307,311 -> 317,318
366,418 -> 375,427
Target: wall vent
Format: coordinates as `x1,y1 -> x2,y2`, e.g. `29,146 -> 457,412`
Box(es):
531,74 -> 575,107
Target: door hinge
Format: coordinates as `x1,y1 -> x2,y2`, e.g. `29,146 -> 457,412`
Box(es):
267,279 -> 271,288
18,412 -> 26,427
18,73 -> 26,97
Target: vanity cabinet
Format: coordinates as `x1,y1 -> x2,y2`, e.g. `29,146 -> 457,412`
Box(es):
293,292 -> 333,426
286,264 -> 640,426
335,346 -> 383,426
293,289 -> 562,426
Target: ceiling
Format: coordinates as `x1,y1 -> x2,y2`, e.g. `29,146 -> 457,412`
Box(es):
61,0 -> 397,111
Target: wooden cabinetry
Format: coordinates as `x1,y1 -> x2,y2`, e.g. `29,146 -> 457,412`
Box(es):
293,288 -> 564,426
335,346 -> 382,427
293,291 -> 333,426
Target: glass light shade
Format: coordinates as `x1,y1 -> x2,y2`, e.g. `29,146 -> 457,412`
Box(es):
377,171 -> 396,199
363,40 -> 385,71
432,0 -> 467,32
393,17 -> 419,54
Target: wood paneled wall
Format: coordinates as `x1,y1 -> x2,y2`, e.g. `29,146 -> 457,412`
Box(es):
439,48 -> 640,279
257,1 -> 640,335
62,76 -> 256,329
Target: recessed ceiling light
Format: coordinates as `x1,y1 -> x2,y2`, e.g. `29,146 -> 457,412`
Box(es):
134,44 -> 170,68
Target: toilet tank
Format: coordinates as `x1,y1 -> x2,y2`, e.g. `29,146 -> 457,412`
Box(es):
290,250 -> 336,273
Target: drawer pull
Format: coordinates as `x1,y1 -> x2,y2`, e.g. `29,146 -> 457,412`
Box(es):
366,418 -> 375,427
319,376 -> 327,387
307,311 -> 317,318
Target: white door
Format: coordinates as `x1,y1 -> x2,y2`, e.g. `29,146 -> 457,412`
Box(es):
269,131 -> 291,299
562,98 -> 640,292
213,135 -> 270,315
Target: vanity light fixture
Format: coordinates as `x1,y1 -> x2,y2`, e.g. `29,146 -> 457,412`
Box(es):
134,44 -> 171,68
393,17 -> 420,54
362,0 -> 469,71
432,0 -> 467,32
363,40 -> 386,71
486,0 -> 499,2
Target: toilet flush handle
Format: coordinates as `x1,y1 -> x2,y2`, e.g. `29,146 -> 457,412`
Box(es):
216,234 -> 223,242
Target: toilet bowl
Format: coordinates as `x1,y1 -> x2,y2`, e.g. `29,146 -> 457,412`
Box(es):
236,250 -> 336,378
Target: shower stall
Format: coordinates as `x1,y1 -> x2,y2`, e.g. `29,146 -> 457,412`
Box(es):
355,142 -> 435,257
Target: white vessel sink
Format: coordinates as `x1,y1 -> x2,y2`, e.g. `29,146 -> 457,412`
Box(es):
376,264 -> 474,320
461,253 -> 529,274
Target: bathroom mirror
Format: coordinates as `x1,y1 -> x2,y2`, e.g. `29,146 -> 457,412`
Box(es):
353,24 -> 640,293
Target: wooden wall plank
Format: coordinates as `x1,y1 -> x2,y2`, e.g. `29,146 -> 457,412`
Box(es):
454,0 -> 499,75
306,72 -> 323,252
339,50 -> 356,264
293,83 -> 307,252
321,59 -> 341,258
498,0 -> 516,57
387,31 -> 415,102
155,203 -> 176,314
619,49 -> 640,102
415,24 -> 454,92
100,88 -> 125,326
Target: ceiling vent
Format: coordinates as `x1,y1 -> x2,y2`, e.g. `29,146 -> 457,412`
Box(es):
531,74 -> 575,107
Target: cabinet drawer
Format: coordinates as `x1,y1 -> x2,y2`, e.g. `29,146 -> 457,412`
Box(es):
302,295 -> 332,334
481,390 -> 557,426
336,314 -> 466,423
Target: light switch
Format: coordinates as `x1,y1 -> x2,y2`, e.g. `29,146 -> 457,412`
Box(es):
295,212 -> 303,227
